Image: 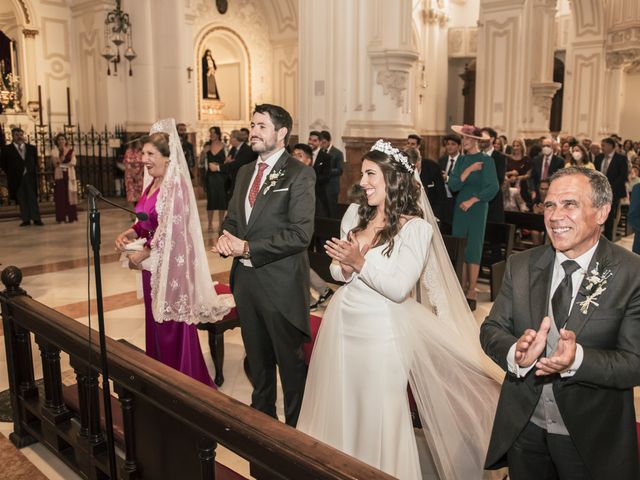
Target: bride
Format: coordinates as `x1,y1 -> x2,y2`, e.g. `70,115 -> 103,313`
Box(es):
297,141 -> 503,479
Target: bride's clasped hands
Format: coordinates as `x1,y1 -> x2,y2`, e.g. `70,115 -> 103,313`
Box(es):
324,231 -> 370,275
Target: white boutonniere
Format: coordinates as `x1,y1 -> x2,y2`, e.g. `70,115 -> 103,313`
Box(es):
577,262 -> 613,314
262,169 -> 286,195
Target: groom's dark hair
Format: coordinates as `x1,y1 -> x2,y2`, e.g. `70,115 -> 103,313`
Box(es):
254,104 -> 293,146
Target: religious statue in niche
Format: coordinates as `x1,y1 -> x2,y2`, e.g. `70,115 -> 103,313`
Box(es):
202,49 -> 220,100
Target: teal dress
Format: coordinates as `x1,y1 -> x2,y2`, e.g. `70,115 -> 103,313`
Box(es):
448,152 -> 499,264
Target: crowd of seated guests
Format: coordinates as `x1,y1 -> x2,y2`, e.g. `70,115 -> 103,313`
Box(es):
413,130 -> 640,249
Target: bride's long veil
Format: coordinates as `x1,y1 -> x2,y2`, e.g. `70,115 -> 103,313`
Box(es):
398,173 -> 503,479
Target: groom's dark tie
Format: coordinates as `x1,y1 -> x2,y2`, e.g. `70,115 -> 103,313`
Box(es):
552,260 -> 581,329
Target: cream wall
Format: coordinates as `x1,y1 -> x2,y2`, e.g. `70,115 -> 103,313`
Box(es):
619,71 -> 640,140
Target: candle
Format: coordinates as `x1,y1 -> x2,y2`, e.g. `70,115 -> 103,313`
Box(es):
37,85 -> 43,125
9,40 -> 15,76
66,87 -> 71,125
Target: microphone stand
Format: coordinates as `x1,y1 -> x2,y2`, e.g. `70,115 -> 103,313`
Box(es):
87,189 -> 118,479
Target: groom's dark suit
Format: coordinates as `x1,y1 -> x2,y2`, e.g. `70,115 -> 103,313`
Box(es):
222,150 -> 315,426
480,238 -> 640,479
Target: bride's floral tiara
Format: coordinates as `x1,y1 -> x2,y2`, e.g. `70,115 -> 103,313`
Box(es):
370,139 -> 414,173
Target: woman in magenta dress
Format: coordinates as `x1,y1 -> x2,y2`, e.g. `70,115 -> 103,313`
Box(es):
51,133 -> 78,223
115,119 -> 230,387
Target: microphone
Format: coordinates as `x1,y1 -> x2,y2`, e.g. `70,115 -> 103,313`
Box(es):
85,184 -> 148,221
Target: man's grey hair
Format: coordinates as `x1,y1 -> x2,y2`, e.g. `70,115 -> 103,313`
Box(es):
549,166 -> 612,208
230,129 -> 244,142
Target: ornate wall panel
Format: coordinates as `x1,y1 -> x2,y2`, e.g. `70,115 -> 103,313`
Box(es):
567,52 -> 602,137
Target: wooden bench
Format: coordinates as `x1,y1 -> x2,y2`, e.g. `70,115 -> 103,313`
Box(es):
309,216 -> 343,284
504,211 -> 546,249
481,222 -> 516,301
442,234 -> 466,283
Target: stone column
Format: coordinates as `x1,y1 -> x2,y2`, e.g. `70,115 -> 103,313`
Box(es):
560,1 -> 606,140
476,0 -> 559,140
298,0 -> 419,200
413,0 -> 450,158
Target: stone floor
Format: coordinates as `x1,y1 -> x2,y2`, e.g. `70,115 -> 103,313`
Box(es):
0,202 -> 637,479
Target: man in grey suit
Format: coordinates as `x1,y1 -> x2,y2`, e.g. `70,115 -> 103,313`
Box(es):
214,104 -> 315,427
481,167 -> 640,480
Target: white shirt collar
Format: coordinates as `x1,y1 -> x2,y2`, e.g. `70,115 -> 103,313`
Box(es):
259,147 -> 285,168
449,152 -> 459,161
485,147 -> 495,156
555,240 -> 599,274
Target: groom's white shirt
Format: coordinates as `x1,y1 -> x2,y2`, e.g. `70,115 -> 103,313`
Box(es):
240,147 -> 284,267
506,241 -> 599,378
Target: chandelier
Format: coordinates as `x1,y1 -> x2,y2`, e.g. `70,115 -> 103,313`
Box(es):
101,0 -> 137,76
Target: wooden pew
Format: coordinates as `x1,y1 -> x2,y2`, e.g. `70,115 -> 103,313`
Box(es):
0,266 -> 395,480
309,216 -> 343,284
442,234 -> 466,283
481,222 -> 516,301
504,211 -> 546,250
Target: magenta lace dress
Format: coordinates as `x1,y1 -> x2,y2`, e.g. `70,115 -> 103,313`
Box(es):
133,184 -> 215,387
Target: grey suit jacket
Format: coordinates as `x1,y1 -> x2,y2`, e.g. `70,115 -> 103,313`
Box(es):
480,239 -> 640,479
222,151 -> 316,337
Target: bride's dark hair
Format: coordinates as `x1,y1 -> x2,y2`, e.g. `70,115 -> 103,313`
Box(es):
351,149 -> 423,256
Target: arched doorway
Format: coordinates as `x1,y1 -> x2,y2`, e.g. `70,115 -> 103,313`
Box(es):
549,56 -> 564,133
460,60 -> 476,125
196,27 -> 250,123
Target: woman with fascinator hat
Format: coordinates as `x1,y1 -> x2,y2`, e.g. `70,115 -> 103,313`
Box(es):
448,124 -> 500,310
115,119 -> 231,386
297,140 -> 502,479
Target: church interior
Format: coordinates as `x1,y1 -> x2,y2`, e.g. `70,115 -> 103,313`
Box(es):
1,0 -> 640,478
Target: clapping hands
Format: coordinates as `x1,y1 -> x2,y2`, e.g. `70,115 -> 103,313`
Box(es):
514,316 -> 578,376
325,232 -> 369,274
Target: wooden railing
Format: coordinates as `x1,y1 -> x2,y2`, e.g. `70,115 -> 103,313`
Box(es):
0,265 -> 394,480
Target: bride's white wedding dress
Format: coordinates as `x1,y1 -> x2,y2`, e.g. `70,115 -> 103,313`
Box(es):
297,204 -> 502,480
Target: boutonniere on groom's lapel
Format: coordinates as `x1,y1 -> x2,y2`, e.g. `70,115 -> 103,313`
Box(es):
262,169 -> 286,195
577,262 -> 613,314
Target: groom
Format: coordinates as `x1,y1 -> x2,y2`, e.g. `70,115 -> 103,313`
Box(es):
215,104 -> 315,427
480,167 -> 640,479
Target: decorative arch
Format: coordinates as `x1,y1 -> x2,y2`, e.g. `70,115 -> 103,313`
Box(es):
194,25 -> 251,123
570,0 -> 605,39
7,0 -> 37,28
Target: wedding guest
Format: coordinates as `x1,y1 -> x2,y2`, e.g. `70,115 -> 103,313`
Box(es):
506,138 -> 532,188
502,177 -> 529,213
308,130 -> 332,217
481,167 -> 640,480
177,122 -> 195,179
201,126 -> 228,232
595,137 -> 628,240
51,133 -> 78,223
437,134 -> 462,228
292,143 -> 335,310
448,125 -> 499,310
571,144 -> 594,170
319,130 -> 344,218
0,127 -> 43,226
298,140 -> 501,479
123,136 -> 144,210
217,129 -> 257,200
116,120 -> 229,386
531,137 -> 564,197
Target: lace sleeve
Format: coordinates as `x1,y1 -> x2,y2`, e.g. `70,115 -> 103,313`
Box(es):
358,219 -> 432,303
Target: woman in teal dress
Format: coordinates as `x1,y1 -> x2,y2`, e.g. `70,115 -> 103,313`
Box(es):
448,125 -> 499,310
